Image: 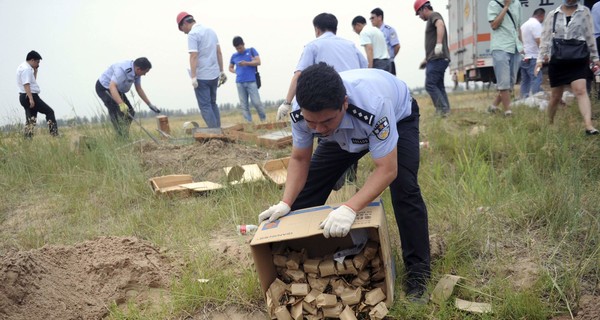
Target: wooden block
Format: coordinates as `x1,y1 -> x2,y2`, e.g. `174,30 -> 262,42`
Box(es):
226,129 -> 257,143
254,121 -> 288,130
222,123 -> 244,133
193,128 -> 230,142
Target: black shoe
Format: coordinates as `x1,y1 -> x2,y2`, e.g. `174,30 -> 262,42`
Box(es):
406,286 -> 429,304
585,129 -> 599,136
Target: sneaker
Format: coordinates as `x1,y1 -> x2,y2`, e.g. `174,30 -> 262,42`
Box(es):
504,110 -> 513,117
487,105 -> 499,113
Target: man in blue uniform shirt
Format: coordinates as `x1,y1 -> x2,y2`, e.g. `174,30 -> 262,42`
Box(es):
259,63 -> 431,301
95,57 -> 160,138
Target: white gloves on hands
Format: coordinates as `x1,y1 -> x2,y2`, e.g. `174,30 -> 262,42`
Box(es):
218,72 -> 227,87
118,103 -> 129,115
434,43 -> 443,55
191,78 -> 198,89
319,205 -> 357,238
276,102 -> 292,121
148,104 -> 161,113
258,201 -> 291,223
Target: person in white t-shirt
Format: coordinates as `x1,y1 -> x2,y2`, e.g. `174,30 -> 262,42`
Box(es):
16,50 -> 58,138
520,8 -> 545,98
351,16 -> 391,72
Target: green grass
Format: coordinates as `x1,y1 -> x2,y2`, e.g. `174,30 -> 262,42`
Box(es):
1,91 -> 599,319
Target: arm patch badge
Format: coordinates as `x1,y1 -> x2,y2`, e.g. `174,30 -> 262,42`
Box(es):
372,117 -> 390,141
290,109 -> 304,123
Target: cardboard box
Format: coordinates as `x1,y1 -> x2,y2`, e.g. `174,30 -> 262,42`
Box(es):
261,157 -> 290,186
149,175 -> 223,196
223,164 -> 266,185
250,199 -> 395,314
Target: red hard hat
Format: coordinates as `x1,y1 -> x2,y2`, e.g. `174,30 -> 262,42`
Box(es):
176,11 -> 192,30
414,0 -> 430,15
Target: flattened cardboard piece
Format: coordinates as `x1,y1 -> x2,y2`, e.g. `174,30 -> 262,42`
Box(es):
290,301 -> 303,320
303,259 -> 320,274
364,288 -> 386,306
179,181 -> 223,193
274,305 -> 293,320
455,298 -> 492,314
340,305 -> 358,320
368,302 -> 389,319
224,164 -> 266,184
251,199 -> 395,310
149,175 -> 193,195
315,293 -> 337,307
322,302 -> 344,318
341,287 -> 362,306
290,283 -> 310,296
431,274 -> 463,305
262,157 -> 290,186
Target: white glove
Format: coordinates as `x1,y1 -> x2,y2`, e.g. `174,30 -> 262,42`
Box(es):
434,43 -> 443,55
258,201 -> 291,223
148,104 -> 161,113
218,72 -> 227,87
191,78 -> 198,89
276,102 -> 292,121
319,205 -> 356,238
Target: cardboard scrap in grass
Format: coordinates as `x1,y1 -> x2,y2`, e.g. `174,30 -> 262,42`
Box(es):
431,274 -> 492,314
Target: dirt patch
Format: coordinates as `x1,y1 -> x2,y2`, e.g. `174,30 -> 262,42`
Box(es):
208,231 -> 254,270
552,295 -> 600,320
0,236 -> 181,320
138,139 -> 275,183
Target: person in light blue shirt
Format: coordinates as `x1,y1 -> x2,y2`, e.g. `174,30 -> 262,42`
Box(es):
95,58 -> 159,138
370,7 -> 401,75
277,12 -> 367,121
229,36 -> 266,123
177,11 -> 226,128
259,63 -> 430,303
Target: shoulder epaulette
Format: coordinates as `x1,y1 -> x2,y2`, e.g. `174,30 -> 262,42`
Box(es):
125,67 -> 132,73
290,109 -> 304,123
347,104 -> 374,125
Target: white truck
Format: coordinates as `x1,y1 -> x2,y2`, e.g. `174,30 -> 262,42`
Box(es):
447,0 -> 562,84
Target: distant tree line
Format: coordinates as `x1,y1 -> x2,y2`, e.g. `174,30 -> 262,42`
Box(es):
0,99 -> 283,132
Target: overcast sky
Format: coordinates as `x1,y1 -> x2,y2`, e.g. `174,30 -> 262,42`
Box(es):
0,0 -> 449,126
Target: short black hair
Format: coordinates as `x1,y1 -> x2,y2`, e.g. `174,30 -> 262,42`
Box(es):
134,57 -> 152,70
533,8 -> 545,16
313,13 -> 338,34
371,7 -> 384,19
233,36 -> 244,47
296,62 -> 346,112
26,50 -> 42,61
351,16 -> 367,26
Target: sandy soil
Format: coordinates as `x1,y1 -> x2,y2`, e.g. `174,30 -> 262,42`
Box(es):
0,236 -> 181,320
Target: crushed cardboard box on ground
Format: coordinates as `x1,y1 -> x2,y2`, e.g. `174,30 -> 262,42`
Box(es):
251,199 -> 394,319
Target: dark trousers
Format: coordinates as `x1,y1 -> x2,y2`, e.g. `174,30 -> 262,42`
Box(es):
390,61 -> 397,76
19,93 -> 58,137
95,80 -> 134,138
292,99 -> 431,289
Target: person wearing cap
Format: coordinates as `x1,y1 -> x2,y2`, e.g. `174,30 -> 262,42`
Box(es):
370,7 -> 401,75
177,11 -> 226,128
16,50 -> 59,138
351,16 -> 391,72
229,36 -> 266,123
95,57 -> 160,138
415,0 -> 452,117
259,62 -> 431,303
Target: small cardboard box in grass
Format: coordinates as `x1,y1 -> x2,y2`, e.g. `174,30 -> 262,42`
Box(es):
250,199 -> 395,318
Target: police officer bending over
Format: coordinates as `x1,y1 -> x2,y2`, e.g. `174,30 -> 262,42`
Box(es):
95,57 -> 160,138
258,62 -> 431,302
